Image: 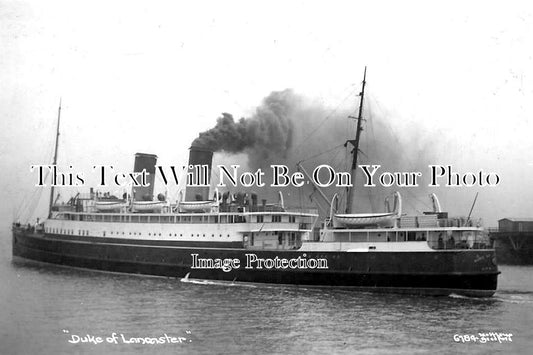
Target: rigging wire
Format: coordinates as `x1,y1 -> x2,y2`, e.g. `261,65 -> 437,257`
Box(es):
15,126 -> 56,222
298,143 -> 345,164
15,169 -> 51,223
292,84 -> 359,154
365,94 -> 432,212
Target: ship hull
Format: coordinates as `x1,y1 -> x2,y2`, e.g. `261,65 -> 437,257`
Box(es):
12,228 -> 499,297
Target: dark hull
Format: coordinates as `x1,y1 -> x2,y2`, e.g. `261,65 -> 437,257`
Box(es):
12,228 -> 499,297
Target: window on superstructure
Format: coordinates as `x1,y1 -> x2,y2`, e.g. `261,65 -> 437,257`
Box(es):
289,215 -> 296,223
272,215 -> 281,223
256,215 -> 264,223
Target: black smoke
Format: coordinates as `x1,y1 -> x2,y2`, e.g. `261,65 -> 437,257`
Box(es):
193,88 -> 439,215
192,89 -> 295,163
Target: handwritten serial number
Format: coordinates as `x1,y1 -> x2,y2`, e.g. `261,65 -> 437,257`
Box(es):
454,332 -> 513,344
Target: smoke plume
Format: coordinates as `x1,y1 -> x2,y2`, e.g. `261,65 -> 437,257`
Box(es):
192,90 -> 295,163
192,88 -> 440,215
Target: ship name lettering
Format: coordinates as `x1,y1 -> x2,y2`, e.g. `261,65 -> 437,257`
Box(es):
68,334 -> 104,344
120,333 -> 185,344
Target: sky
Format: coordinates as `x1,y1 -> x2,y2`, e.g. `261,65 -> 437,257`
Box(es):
1,0 -> 532,227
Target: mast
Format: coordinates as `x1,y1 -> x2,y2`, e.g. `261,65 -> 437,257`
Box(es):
48,99 -> 62,218
345,67 -> 366,214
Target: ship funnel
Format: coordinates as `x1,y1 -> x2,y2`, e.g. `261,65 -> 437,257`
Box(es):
184,146 -> 213,201
133,153 -> 158,201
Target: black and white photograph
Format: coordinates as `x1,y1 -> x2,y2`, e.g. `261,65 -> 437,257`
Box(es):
1,1 -> 532,354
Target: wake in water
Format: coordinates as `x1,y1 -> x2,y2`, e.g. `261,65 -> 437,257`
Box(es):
494,290 -> 533,304
180,273 -> 257,288
449,290 -> 533,304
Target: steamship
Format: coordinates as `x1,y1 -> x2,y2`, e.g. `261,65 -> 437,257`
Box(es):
12,70 -> 499,296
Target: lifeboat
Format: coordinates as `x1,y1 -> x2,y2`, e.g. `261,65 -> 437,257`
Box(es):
94,200 -> 128,212
332,191 -> 402,228
333,212 -> 398,227
178,200 -> 217,213
131,200 -> 166,213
